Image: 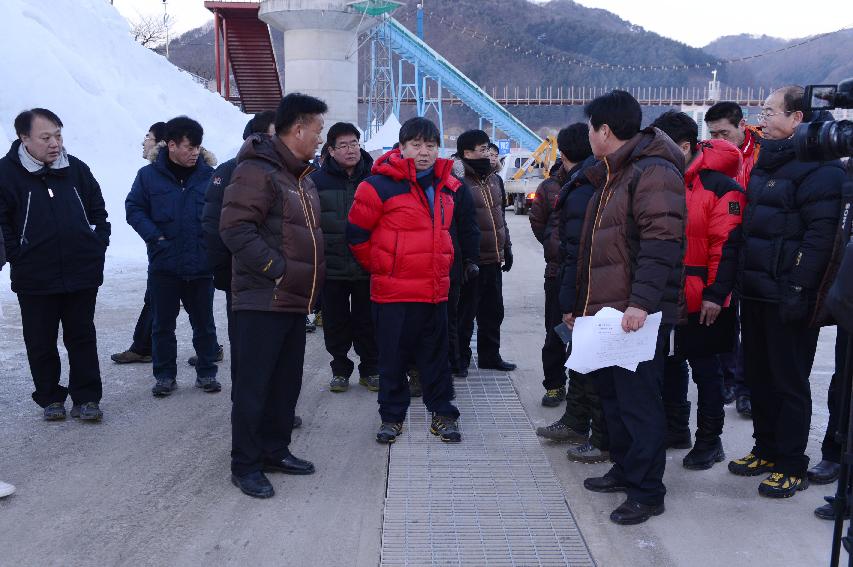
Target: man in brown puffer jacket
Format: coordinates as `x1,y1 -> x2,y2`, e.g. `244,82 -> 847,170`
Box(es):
220,93 -> 327,499
569,90 -> 686,525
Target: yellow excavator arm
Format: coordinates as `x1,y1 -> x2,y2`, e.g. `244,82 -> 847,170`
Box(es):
511,135 -> 558,181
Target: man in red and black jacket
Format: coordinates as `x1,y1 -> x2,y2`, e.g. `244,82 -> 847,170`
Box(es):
652,112 -> 745,471
704,102 -> 761,415
347,117 -> 462,445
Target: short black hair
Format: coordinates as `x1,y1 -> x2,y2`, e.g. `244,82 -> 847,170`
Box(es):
242,111 -> 276,140
165,116 -> 203,146
275,93 -> 328,135
399,117 -> 440,146
488,142 -> 499,153
14,108 -> 63,137
704,102 -> 743,127
456,130 -> 490,154
651,111 -> 698,154
584,90 -> 641,141
557,123 -> 593,163
327,122 -> 361,148
148,122 -> 167,143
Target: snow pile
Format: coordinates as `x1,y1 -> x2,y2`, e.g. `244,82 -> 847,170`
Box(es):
0,0 -> 249,260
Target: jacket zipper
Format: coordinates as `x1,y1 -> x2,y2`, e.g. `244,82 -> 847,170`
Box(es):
20,191 -> 32,245
297,172 -> 319,311
480,179 -> 501,262
73,187 -> 94,230
582,157 -> 611,316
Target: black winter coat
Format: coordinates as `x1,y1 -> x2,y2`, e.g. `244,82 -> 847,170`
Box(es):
0,140 -> 110,294
202,157 -> 238,290
556,156 -> 597,314
739,137 -> 844,303
449,180 -> 480,282
310,151 -> 373,281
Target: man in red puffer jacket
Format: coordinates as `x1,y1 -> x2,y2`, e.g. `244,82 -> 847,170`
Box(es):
347,117 -> 462,445
652,111 -> 746,471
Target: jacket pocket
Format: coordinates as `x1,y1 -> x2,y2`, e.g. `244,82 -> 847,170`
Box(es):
73,187 -> 95,231
19,191 -> 32,245
770,238 -> 783,278
390,232 -> 401,276
150,193 -> 176,223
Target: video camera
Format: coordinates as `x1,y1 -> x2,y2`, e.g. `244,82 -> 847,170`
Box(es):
794,78 -> 853,162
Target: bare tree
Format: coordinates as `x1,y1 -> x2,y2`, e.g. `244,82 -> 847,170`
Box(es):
130,14 -> 172,49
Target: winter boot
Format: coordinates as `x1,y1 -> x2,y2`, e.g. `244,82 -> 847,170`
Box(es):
683,412 -> 725,470
664,401 -> 693,449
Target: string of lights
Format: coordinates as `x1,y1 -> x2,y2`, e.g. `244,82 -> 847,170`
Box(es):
393,7 -> 852,73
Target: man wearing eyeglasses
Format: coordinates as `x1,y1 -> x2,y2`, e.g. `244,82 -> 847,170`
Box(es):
729,86 -> 845,498
310,122 -> 379,394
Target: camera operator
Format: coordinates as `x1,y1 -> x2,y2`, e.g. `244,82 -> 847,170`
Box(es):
729,85 -> 846,498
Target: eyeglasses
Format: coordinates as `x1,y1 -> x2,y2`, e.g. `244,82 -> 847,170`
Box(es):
333,142 -> 361,151
757,109 -> 794,121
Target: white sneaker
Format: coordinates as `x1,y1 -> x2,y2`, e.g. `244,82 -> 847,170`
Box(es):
0,480 -> 15,498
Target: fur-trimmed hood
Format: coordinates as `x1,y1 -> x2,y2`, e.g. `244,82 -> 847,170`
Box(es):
146,141 -> 217,167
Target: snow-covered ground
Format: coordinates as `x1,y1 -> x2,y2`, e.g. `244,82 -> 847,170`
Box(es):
0,0 -> 248,260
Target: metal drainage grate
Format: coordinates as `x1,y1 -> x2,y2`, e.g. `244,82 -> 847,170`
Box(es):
380,368 -> 596,567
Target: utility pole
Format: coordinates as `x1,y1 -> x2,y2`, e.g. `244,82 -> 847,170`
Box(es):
162,0 -> 170,61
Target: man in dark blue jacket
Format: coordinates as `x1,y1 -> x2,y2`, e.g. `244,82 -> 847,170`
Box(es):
729,86 -> 845,498
535,130 -> 608,464
202,111 -> 275,379
0,108 -> 109,421
126,116 -> 221,398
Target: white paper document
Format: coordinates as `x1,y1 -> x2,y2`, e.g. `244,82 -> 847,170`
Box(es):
565,307 -> 662,374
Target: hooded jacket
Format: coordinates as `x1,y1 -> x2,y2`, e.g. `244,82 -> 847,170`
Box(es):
310,149 -> 373,281
202,156 -> 239,291
556,156 -> 597,314
453,159 -> 510,265
0,140 -> 110,294
126,142 -> 216,278
682,139 -> 746,313
529,161 -> 570,278
739,135 -> 844,305
219,135 -> 325,314
347,148 -> 460,304
575,127 -> 686,325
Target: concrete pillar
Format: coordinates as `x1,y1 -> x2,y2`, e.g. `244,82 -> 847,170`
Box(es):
260,0 -> 377,132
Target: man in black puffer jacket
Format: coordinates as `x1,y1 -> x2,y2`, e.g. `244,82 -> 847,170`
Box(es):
310,122 -> 378,393
535,140 -> 609,465
202,111 -> 276,382
729,86 -> 845,498
0,108 -> 110,422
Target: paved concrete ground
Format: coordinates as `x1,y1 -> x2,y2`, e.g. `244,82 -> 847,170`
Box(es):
0,213 -> 844,566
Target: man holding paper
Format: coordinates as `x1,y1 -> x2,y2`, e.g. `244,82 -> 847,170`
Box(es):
569,90 -> 686,525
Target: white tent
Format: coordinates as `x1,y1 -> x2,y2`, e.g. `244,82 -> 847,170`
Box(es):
365,114 -> 402,152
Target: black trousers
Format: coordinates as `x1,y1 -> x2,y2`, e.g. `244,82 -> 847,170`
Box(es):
373,302 -> 459,424
458,263 -> 505,366
447,279 -> 463,372
718,299 -> 750,398
321,279 -> 378,378
662,354 -> 724,417
18,289 -> 102,408
542,276 -> 567,390
129,289 -> 153,356
741,300 -> 819,477
225,291 -> 236,384
148,273 -> 218,382
231,311 -> 305,476
821,327 -> 850,463
593,324 -> 671,507
561,370 -> 609,450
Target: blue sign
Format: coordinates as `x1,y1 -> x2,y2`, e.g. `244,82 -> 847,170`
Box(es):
497,139 -> 511,156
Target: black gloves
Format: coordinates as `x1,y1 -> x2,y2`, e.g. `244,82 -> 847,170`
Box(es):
779,284 -> 809,324
462,260 -> 479,284
502,247 -> 513,272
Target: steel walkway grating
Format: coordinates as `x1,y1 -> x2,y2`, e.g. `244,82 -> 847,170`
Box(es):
380,369 -> 596,567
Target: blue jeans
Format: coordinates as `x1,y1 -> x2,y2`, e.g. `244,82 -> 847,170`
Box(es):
148,273 -> 218,381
